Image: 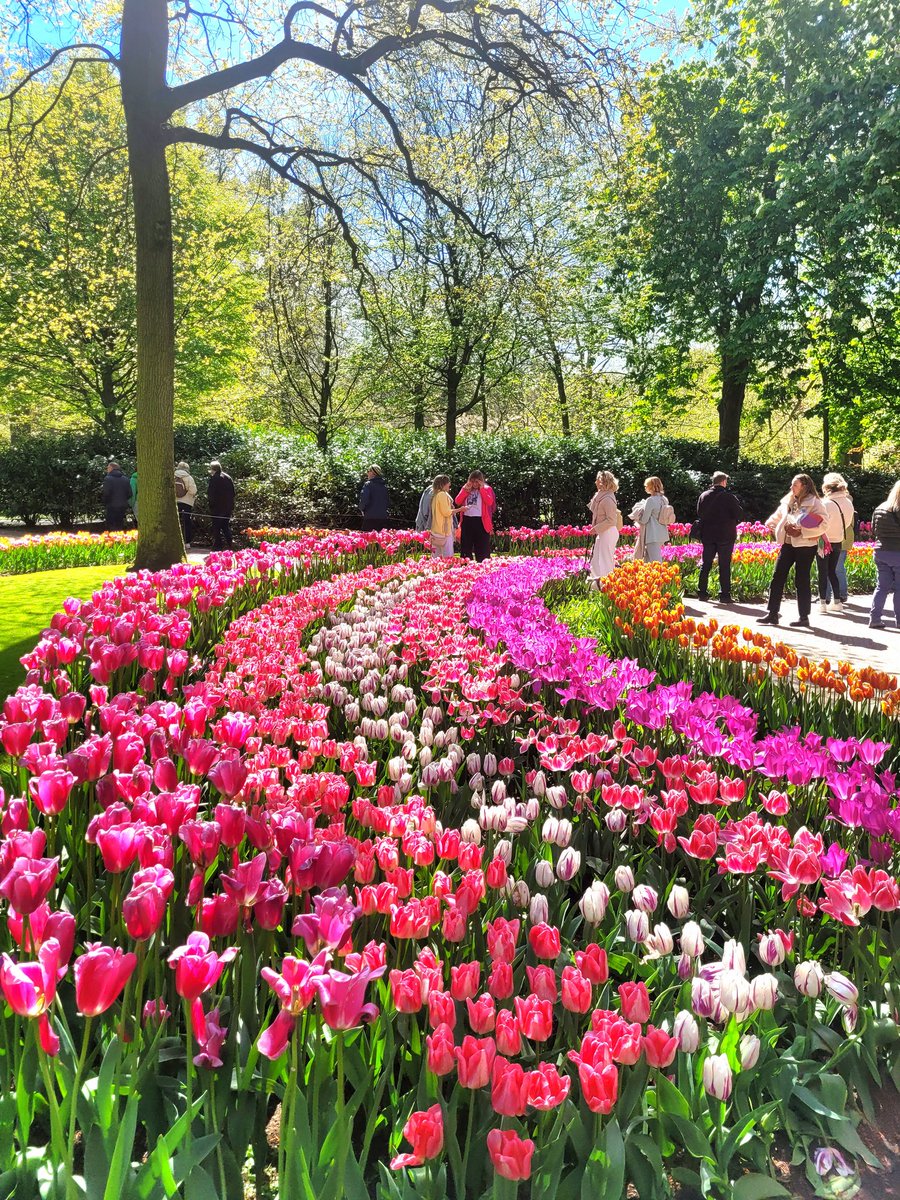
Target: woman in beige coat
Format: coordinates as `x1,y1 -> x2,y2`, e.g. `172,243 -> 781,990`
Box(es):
588,470 -> 621,585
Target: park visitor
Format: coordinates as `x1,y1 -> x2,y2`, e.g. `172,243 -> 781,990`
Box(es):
758,474 -> 826,628
207,460 -> 235,550
868,481 -> 900,630
695,470 -> 744,604
429,475 -> 462,558
129,470 -> 138,522
587,470 -> 621,585
359,465 -> 389,531
101,461 -> 131,531
174,461 -> 198,547
415,481 -> 433,532
630,476 -> 674,563
456,470 -> 496,562
818,472 -> 855,613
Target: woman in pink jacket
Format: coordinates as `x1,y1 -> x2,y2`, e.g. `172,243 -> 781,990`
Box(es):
456,470 -> 496,562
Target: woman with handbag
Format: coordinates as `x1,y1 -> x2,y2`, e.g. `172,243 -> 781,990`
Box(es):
630,477 -> 674,562
817,473 -> 855,613
758,475 -> 826,628
588,470 -> 622,585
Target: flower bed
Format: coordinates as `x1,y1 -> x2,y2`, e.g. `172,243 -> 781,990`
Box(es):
0,529 -> 138,574
0,538 -> 896,1199
663,541 -> 876,601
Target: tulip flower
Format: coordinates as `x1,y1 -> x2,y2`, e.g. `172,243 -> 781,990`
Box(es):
575,1060 -> 619,1113
750,974 -> 778,1011
0,856 -> 59,915
495,1009 -> 522,1057
490,1057 -> 529,1116
425,1023 -> 456,1076
74,944 -> 138,1016
450,961 -> 480,1000
613,865 -> 635,892
579,881 -> 610,924
168,932 -> 238,1001
455,1035 -> 497,1088
389,969 -> 424,1014
618,981 -> 651,1024
680,921 -> 704,958
466,994 -> 496,1034
390,1104 -> 444,1170
486,1129 -> 535,1181
666,885 -> 690,919
526,1062 -> 571,1110
560,966 -> 592,1014
794,960 -> 824,998
575,944 -> 608,984
673,1010 -> 699,1053
632,885 -> 658,913
824,971 -> 858,1007
739,1034 -> 761,1070
317,964 -> 385,1030
643,1025 -> 678,1068
514,994 -> 553,1042
625,909 -> 650,944
702,1053 -> 733,1101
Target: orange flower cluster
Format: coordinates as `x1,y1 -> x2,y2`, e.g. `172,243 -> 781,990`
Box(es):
600,560 -> 900,714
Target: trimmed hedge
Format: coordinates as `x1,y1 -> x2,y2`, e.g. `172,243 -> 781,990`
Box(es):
0,425 -> 892,530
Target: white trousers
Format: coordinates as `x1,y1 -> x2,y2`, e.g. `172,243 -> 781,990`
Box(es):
590,528 -> 619,581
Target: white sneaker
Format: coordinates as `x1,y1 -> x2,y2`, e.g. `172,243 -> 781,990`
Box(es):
827,600 -> 843,613
817,600 -> 828,614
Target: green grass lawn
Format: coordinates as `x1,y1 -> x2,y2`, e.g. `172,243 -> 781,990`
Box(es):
0,565 -> 127,700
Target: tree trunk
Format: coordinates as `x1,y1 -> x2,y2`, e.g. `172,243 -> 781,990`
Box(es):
551,347 -> 570,437
317,272 -> 333,451
120,0 -> 184,569
717,351 -> 749,460
445,364 -> 460,450
99,360 -> 125,442
822,404 -> 830,469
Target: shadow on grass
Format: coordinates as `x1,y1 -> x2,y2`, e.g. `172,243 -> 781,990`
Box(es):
0,634 -> 38,699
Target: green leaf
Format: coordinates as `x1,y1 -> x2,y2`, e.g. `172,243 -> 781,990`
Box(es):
101,1091 -> 139,1200
667,1115 -> 715,1163
732,1173 -> 792,1199
655,1073 -> 690,1119
95,1040 -> 122,1137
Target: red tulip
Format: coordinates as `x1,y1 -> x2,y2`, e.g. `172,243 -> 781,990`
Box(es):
455,1035 -> 497,1088
526,965 -> 557,1002
526,1061 -> 571,1110
427,989 -> 456,1030
390,1104 -> 444,1170
123,881 -> 168,941
486,961 -> 513,1000
574,944 -> 608,984
316,964 -> 384,1030
528,922 -> 561,960
450,961 -> 480,1001
168,932 -> 238,1000
466,993 -> 496,1034
0,856 -> 59,915
495,1009 -> 522,1056
390,969 -> 424,1014
198,894 -> 240,937
514,994 -> 553,1042
560,966 -> 592,1014
486,917 -> 519,964
618,981 -> 651,1023
490,1056 -> 528,1116
0,938 -> 62,1016
74,944 -> 138,1016
487,1129 -> 535,1181
28,769 -> 76,816
643,1024 -> 678,1068
426,1022 -> 456,1076
576,1061 -> 619,1113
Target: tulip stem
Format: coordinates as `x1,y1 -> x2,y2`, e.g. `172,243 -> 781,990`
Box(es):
184,1001 -> 194,1152
65,1018 -> 92,1196
335,1034 -> 346,1200
36,1038 -> 68,1200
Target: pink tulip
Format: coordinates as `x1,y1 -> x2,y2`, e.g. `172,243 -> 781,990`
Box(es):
74,944 -> 138,1016
168,931 -> 238,1000
316,964 -> 385,1030
0,856 -> 59,914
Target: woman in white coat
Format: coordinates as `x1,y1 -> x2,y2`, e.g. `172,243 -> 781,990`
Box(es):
588,470 -> 621,585
631,477 -> 671,562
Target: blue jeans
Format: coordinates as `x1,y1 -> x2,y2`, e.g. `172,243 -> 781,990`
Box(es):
871,550 -> 900,626
824,549 -> 847,602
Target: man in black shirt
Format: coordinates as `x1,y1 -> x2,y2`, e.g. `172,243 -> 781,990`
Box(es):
695,471 -> 744,604
207,460 -> 235,550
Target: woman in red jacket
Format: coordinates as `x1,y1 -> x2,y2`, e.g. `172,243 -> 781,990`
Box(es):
456,470 -> 496,562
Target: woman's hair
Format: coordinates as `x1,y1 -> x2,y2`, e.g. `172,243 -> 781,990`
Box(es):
644,476 -> 664,495
822,472 -> 848,494
885,481 -> 900,511
790,474 -> 819,501
467,470 -> 485,484
368,464 -> 382,476
595,470 -> 619,493
432,474 -> 450,491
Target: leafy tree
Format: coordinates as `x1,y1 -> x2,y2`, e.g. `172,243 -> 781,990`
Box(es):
2,0 -> 624,568
0,65 -> 262,440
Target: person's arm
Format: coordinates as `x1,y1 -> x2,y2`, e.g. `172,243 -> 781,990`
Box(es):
187,477 -> 197,503
359,481 -> 370,514
455,486 -> 469,507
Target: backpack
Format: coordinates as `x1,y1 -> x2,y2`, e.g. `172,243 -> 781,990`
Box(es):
175,474 -> 188,500
659,499 -> 676,526
615,508 -> 624,531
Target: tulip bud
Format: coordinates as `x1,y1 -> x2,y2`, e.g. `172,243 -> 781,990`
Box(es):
491,780 -> 507,805
494,839 -> 512,865
556,848 -> 581,882
524,798 -> 540,823
483,754 -> 497,777
579,881 -> 609,925
614,865 -> 635,893
605,809 -> 627,833
666,886 -> 690,919
529,893 -> 549,925
719,969 -> 750,1016
646,923 -> 674,957
546,785 -> 567,810
739,1034 -> 760,1070
824,971 -> 858,1007
625,909 -> 649,944
721,939 -> 746,976
702,1053 -> 732,1101
794,960 -> 824,998
757,933 -> 785,967
842,1005 -> 858,1034
460,820 -> 481,845
535,860 -> 555,888
632,885 -> 658,913
677,952 -> 694,981
511,880 -> 530,908
749,973 -> 778,1011
680,921 -> 704,958
532,770 -> 546,797
541,817 -> 559,845
673,1010 -> 699,1053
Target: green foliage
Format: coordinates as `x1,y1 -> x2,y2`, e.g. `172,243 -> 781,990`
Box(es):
0,425 -> 892,532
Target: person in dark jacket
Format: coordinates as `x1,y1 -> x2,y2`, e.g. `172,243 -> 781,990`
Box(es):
207,460 -> 235,550
695,471 -> 745,604
359,465 -> 389,531
101,462 -> 131,531
868,481 -> 900,630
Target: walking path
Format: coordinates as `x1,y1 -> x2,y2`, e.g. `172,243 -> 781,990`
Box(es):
683,594 -> 900,676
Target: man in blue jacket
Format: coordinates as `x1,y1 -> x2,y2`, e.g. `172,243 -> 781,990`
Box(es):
101,462 -> 131,530
359,465 -> 389,531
